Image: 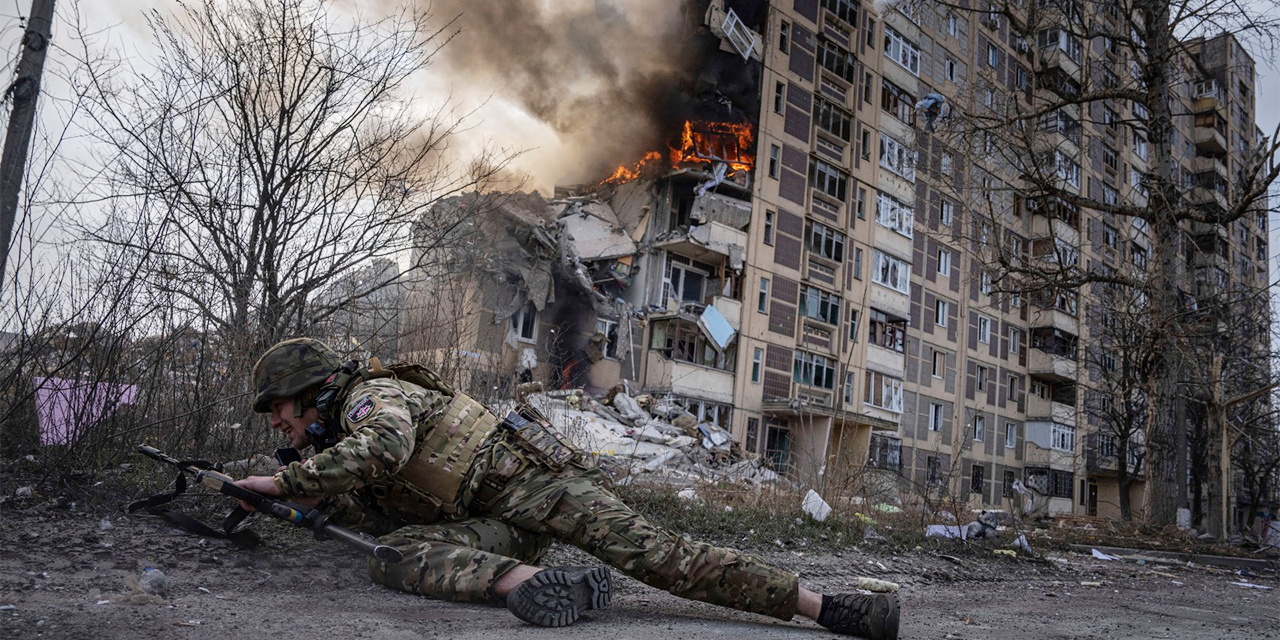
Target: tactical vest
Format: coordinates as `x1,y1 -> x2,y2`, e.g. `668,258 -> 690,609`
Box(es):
319,360 -> 501,516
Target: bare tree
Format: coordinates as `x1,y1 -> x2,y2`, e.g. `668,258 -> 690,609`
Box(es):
69,0 -> 512,357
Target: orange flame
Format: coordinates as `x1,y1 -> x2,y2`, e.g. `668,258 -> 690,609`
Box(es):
599,119 -> 755,187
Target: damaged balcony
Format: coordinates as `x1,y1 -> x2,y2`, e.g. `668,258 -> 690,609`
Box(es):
1029,326 -> 1078,382
645,314 -> 736,405
1085,433 -> 1146,478
1026,383 -> 1076,426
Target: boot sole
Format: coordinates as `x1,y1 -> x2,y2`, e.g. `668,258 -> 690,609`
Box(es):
506,566 -> 612,627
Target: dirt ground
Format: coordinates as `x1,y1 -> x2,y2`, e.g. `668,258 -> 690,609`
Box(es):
2,496 -> 1276,640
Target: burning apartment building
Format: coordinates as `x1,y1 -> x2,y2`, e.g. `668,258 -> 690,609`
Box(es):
401,0 -> 1273,528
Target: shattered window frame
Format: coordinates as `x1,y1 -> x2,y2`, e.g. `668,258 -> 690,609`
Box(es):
973,414 -> 986,441
868,309 -> 905,353
816,37 -> 857,84
757,277 -> 769,313
864,370 -> 904,412
880,78 -> 915,125
800,284 -> 842,326
778,20 -> 790,53
822,0 -> 858,27
752,347 -> 763,383
878,132 -> 916,182
774,81 -> 786,114
792,350 -> 837,389
875,191 -> 914,238
932,350 -> 945,378
595,318 -> 619,360
763,210 -> 775,245
883,26 -> 921,76
650,318 -> 736,372
512,301 -> 538,343
936,298 -> 949,328
768,145 -> 780,179
871,250 -> 911,294
814,96 -> 852,142
809,158 -> 849,202
807,221 -> 846,263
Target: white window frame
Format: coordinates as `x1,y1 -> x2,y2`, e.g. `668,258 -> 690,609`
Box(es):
935,299 -> 949,328
872,250 -> 911,294
937,249 -> 951,274
752,347 -> 763,383
668,260 -> 707,304
1005,422 -> 1016,448
1051,423 -> 1076,452
976,365 -> 989,391
513,301 -> 538,343
974,415 -> 986,441
978,315 -> 993,344
883,26 -> 921,76
595,318 -> 619,359
865,370 -> 905,412
929,402 -> 944,431
939,200 -> 954,226
757,277 -> 769,313
932,350 -> 945,378
1009,327 -> 1021,354
875,192 -> 914,237
879,133 -> 916,182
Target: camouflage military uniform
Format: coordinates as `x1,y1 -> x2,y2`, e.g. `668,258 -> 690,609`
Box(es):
272,377 -> 800,620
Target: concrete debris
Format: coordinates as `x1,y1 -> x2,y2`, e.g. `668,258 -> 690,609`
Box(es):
801,489 -> 832,522
1176,508 -> 1192,531
677,488 -> 699,501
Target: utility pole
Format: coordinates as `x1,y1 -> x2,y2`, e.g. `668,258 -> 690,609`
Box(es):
0,0 -> 57,299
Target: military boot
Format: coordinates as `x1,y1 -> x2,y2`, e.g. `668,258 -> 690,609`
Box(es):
506,566 -> 612,627
817,593 -> 900,639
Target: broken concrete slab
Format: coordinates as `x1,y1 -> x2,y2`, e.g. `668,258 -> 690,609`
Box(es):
801,489 -> 832,522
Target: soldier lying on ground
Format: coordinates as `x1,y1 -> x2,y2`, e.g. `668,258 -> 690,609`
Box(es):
232,338 -> 901,639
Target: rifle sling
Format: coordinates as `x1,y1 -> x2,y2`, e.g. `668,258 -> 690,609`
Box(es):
127,460 -> 261,549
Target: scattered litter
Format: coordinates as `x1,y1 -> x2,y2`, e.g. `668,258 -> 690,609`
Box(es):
15,486 -> 32,498
926,525 -> 968,540
1091,549 -> 1120,561
98,518 -> 114,531
174,620 -> 201,627
993,549 -> 1017,558
853,512 -> 878,526
852,577 -> 899,593
138,567 -> 169,598
197,587 -> 211,594
676,488 -> 698,501
1012,535 -> 1032,553
1171,581 -> 1185,586
0,605 -> 15,611
801,490 -> 832,522
1228,582 -> 1274,590
1080,581 -> 1104,587
1151,570 -> 1178,579
95,600 -> 110,606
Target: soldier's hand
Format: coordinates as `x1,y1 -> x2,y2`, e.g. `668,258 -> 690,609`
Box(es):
234,475 -> 282,511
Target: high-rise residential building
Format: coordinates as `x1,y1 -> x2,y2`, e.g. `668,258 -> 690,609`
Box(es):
403,0 -> 1270,524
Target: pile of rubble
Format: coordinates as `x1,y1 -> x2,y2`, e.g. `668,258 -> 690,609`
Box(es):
503,384 -> 782,487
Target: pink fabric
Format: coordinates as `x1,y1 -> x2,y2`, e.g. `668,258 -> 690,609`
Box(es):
33,377 -> 138,445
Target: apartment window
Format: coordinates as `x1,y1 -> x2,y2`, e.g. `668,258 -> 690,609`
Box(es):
1132,243 -> 1148,270
864,370 -> 905,412
774,81 -> 786,114
971,464 -> 985,493
976,366 -> 989,392
1102,184 -> 1118,206
947,13 -> 958,37
974,415 -> 986,441
1134,134 -> 1150,161
745,417 -> 759,453
1103,224 -> 1118,249
513,301 -> 537,342
824,0 -> 858,25
935,299 -> 949,328
1015,66 -> 1029,92
978,315 -> 993,344
1009,328 -> 1021,354
668,259 -> 707,303
940,151 -> 954,177
768,145 -> 780,178
810,159 -> 848,201
1103,105 -> 1118,131
927,456 -> 941,485
881,79 -> 915,123
800,285 -> 841,326
862,72 -> 873,103
814,97 -> 852,141
853,248 -> 863,280
848,308 -> 860,342
1005,422 -> 1017,448
763,210 -> 775,245
752,347 -> 763,383
1003,469 -> 1016,498
807,222 -> 846,262
757,278 -> 769,313
883,26 -> 921,76
595,319 -> 619,359
868,309 -> 905,352
939,200 -> 953,226
875,192 -> 914,237
987,44 -> 999,68
929,402 -> 944,430
856,187 -> 867,218
932,350 -> 945,378
879,133 -> 916,181
793,350 -> 837,389
1102,144 -> 1118,171
1031,381 -> 1048,399
1054,150 -> 1080,188
1101,350 -> 1117,373
872,250 -> 910,293
779,21 -> 790,53
937,249 -> 951,274
817,39 -> 857,83
843,372 -> 855,404
945,57 -> 957,82
1007,374 -> 1019,400
860,128 -> 871,159
1052,423 -> 1076,452
1010,291 -> 1021,308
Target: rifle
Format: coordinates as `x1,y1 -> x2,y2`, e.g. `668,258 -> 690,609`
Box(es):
130,444 -> 403,564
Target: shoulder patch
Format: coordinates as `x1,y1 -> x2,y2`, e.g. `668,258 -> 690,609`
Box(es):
346,395 -> 377,423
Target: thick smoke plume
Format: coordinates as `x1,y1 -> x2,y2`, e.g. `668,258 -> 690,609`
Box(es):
424,0 -> 696,187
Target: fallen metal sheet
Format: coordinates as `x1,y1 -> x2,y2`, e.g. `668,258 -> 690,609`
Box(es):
698,304 -> 735,350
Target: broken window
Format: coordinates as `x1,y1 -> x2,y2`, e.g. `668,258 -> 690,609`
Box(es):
868,434 -> 902,471
871,250 -> 910,293
666,256 -> 708,305
816,38 -> 856,83
650,318 -> 735,371
673,396 -> 732,429
807,221 -> 846,262
971,464 -> 985,494
868,309 -> 905,352
1002,470 -> 1016,497
793,350 -> 836,389
927,456 -> 942,485
778,21 -> 790,53
768,145 -> 780,179
774,81 -> 786,114
880,78 -> 915,124
864,370 -> 904,412
595,319 -> 619,359
936,299 -> 949,328
721,8 -> 756,60
821,0 -> 858,26
752,348 -> 763,383
763,210 -> 775,245
875,191 -> 913,237
1051,422 -> 1076,452
814,97 -> 852,141
512,301 -> 537,342
757,277 -> 769,313
878,133 -> 915,181
800,285 -> 841,326
765,421 -> 791,473
932,350 -> 945,377
809,158 -> 848,201
883,26 -> 920,76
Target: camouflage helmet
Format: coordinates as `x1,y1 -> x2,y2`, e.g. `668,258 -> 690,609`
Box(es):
251,338 -> 342,413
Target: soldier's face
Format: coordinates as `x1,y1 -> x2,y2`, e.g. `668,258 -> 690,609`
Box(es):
268,397 -> 319,449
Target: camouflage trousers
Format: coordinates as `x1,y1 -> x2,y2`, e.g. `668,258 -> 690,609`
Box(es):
368,452 -> 800,620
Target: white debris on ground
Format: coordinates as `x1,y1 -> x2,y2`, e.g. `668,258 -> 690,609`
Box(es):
499,389 -> 784,487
